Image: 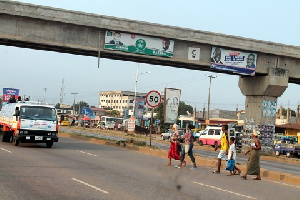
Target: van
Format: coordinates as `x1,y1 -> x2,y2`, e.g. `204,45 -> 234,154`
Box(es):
199,126 -> 222,147
198,126 -> 235,147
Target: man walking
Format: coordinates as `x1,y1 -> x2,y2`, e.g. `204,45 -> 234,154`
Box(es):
213,125 -> 229,173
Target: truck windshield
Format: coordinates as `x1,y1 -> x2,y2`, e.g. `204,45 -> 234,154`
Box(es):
20,106 -> 57,121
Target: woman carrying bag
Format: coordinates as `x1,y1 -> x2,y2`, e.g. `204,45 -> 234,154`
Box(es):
175,124 -> 196,170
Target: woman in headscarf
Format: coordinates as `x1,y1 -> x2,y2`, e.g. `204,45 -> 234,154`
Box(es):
166,124 -> 181,166
241,129 -> 261,180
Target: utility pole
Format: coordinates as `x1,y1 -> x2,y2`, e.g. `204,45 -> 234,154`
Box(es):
206,75 -> 217,122
71,92 -> 78,115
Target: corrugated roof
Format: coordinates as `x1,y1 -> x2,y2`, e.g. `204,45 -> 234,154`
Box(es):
276,123 -> 300,130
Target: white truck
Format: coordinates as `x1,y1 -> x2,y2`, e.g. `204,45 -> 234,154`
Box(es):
0,101 -> 59,148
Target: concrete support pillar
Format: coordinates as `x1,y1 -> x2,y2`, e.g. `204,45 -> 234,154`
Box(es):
238,68 -> 289,153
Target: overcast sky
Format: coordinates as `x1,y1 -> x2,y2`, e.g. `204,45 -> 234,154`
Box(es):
1,0 -> 299,111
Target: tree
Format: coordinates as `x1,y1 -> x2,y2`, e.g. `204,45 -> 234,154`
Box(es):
178,101 -> 193,116
72,101 -> 89,115
109,110 -> 120,117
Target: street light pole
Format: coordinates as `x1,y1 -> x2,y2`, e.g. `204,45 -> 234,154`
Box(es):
43,88 -> 47,103
133,64 -> 150,117
71,92 -> 78,115
206,75 -> 217,122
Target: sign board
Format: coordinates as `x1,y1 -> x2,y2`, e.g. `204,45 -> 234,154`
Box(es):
128,118 -> 136,132
82,107 -> 93,116
3,88 -> 19,104
164,88 -> 181,124
104,31 -> 174,57
146,90 -> 161,108
188,47 -> 200,60
155,119 -> 160,124
210,46 -> 257,76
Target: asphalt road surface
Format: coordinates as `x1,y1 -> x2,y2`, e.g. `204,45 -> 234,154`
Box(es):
0,137 -> 299,200
60,127 -> 300,176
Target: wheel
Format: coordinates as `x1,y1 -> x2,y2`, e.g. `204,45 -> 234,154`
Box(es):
286,152 -> 291,157
214,141 -> 218,148
161,135 -> 164,140
168,137 -> 171,141
275,151 -> 280,156
1,133 -> 6,142
13,136 -> 19,146
46,142 -> 53,148
199,140 -> 203,146
2,131 -> 8,142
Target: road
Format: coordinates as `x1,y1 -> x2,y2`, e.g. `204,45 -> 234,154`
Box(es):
0,137 -> 299,200
60,127 -> 300,176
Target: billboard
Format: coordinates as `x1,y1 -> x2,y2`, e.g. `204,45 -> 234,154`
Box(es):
210,47 -> 257,76
2,88 -> 19,104
104,31 -> 174,57
134,97 -> 145,119
164,88 -> 181,124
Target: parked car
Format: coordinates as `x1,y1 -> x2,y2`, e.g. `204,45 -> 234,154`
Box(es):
161,129 -> 184,142
161,129 -> 173,141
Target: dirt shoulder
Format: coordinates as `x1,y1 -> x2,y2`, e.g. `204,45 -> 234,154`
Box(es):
60,126 -> 300,166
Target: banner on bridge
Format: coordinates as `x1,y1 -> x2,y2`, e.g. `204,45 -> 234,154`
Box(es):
104,31 -> 174,57
210,47 -> 257,76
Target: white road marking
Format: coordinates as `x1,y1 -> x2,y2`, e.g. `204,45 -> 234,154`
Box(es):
72,178 -> 109,194
1,148 -> 12,153
76,150 -> 98,157
193,181 -> 256,199
264,179 -> 300,188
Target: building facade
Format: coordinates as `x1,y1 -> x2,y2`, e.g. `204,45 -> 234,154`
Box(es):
98,91 -> 151,115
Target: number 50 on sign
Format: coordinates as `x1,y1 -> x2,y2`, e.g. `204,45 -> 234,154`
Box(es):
146,90 -> 161,108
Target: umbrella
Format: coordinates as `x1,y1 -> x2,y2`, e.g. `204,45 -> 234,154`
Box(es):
81,116 -> 91,121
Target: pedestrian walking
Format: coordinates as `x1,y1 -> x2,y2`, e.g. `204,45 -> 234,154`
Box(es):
175,124 -> 196,170
226,137 -> 241,176
166,124 -> 181,166
241,130 -> 261,180
212,124 -> 229,174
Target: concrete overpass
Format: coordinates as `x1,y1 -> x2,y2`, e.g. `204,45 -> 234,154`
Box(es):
0,0 -> 299,149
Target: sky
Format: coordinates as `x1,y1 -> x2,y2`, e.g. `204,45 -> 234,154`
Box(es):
1,0 -> 299,112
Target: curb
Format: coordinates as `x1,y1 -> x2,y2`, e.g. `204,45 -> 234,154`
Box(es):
59,132 -> 300,186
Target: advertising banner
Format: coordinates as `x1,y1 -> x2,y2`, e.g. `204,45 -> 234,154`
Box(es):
122,109 -> 129,120
3,88 -> 19,104
104,31 -> 174,57
128,118 -> 136,132
134,97 -> 145,119
262,100 -> 277,117
210,47 -> 257,76
164,88 -> 181,124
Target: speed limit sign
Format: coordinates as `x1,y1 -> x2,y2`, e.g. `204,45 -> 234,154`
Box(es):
146,90 -> 161,108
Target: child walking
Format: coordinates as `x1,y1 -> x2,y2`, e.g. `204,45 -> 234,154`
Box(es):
228,137 -> 241,176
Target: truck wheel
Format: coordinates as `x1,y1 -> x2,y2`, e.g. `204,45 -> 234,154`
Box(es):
161,136 -> 164,140
46,142 -> 53,148
2,131 -> 8,142
286,152 -> 291,157
275,151 -> 280,156
13,136 -> 19,146
199,140 -> 203,146
1,133 -> 6,142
